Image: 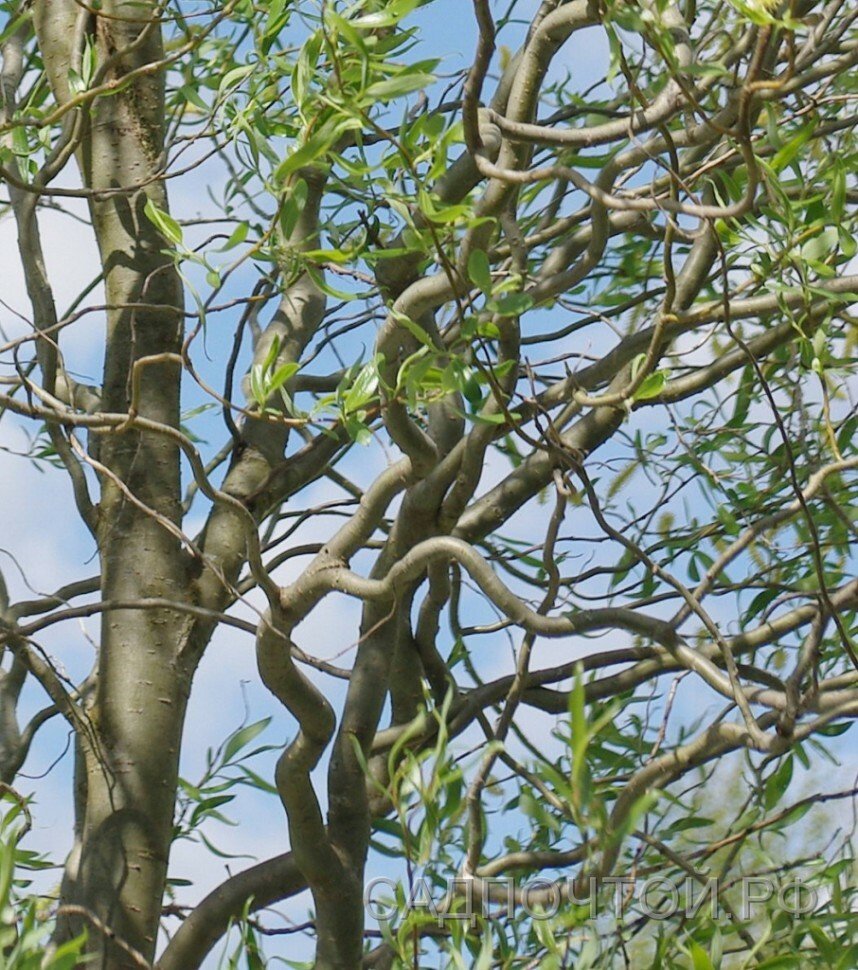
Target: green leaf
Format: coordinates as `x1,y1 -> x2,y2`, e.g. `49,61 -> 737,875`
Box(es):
349,419 -> 373,446
801,227 -> 838,263
249,365 -> 266,407
365,72 -> 435,102
292,30 -> 323,108
764,755 -> 794,810
633,371 -> 666,401
776,800 -> 813,828
771,123 -> 815,174
344,358 -> 380,413
67,67 -> 86,96
261,333 -> 281,374
688,940 -> 714,970
219,65 -> 254,93
392,311 -> 435,348
144,197 -> 183,246
352,0 -> 420,28
222,718 -> 271,763
462,373 -> 483,408
490,292 -> 533,317
275,116 -> 360,182
275,135 -> 330,181
235,766 -> 278,795
666,816 -> 713,833
467,250 -> 492,293
268,361 -> 300,393
746,586 -> 779,621
470,410 -> 509,425
220,222 -> 249,251
831,164 -> 846,222
180,84 -> 208,111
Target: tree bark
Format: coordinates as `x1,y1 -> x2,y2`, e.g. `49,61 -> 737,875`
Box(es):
33,3 -> 190,964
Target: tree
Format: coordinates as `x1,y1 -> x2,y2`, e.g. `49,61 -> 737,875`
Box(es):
0,0 -> 855,966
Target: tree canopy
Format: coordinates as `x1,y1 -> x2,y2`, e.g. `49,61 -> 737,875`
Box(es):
0,0 -> 856,967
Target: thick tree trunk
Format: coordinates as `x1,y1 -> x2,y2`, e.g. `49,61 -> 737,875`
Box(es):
34,3 -> 190,964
